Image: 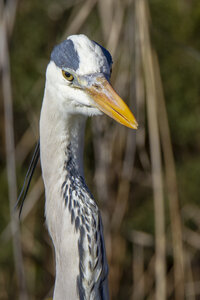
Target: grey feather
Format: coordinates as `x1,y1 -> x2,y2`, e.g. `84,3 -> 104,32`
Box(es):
51,39 -> 80,71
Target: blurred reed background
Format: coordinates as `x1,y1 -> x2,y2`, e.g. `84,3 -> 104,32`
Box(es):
0,0 -> 200,299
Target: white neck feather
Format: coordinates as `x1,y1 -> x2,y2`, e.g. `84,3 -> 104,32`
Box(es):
40,87 -> 86,177
40,88 -> 87,299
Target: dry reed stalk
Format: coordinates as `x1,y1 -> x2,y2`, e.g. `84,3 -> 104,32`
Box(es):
184,251 -> 195,300
106,0 -> 125,58
97,0 -> 113,41
0,126 -> 40,246
135,0 -> 166,299
134,3 -> 150,172
92,118 -> 115,295
0,2 -> 27,299
0,177 -> 43,243
15,127 -> 37,164
153,51 -> 185,300
2,0 -> 18,36
108,2 -> 136,296
111,24 -> 136,225
112,5 -> 139,231
148,259 -> 180,300
131,231 -> 154,300
63,0 -> 97,37
1,123 -> 40,243
110,130 -> 135,297
136,255 -> 155,299
111,127 -> 136,230
92,119 -> 114,205
111,15 -> 136,229
132,245 -> 144,300
92,1 -> 129,297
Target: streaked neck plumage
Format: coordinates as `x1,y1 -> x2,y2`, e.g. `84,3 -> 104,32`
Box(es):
40,86 -> 109,299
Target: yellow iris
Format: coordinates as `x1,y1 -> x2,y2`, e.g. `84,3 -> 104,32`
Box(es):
62,70 -> 74,81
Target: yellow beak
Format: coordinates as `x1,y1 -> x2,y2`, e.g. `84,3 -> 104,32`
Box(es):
85,76 -> 138,129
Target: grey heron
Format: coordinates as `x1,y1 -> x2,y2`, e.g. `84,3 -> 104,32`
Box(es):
18,34 -> 137,300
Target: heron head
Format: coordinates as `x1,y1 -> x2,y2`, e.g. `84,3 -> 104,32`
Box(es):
45,34 -> 138,129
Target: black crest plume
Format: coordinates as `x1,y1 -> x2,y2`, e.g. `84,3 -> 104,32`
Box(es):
16,141 -> 40,218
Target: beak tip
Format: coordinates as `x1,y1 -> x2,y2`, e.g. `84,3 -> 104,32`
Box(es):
130,118 -> 138,130
87,76 -> 139,130
132,124 -> 138,130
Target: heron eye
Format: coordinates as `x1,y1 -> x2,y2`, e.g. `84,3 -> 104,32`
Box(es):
62,70 -> 74,81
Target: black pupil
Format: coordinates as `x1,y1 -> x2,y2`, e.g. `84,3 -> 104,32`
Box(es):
65,72 -> 71,77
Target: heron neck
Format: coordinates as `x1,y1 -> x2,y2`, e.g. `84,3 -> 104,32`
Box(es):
40,94 -> 88,299
40,91 -> 109,300
40,96 -> 87,181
